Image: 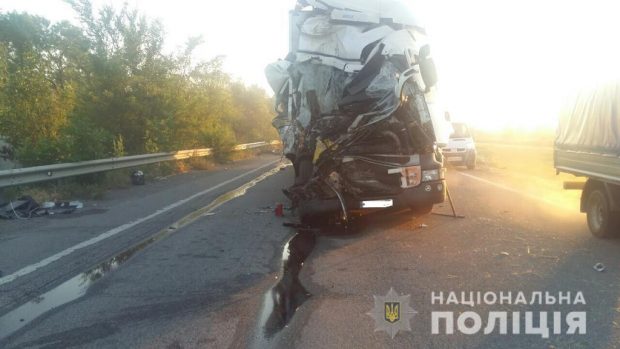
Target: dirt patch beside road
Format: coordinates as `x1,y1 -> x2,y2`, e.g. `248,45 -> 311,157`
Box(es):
469,143 -> 581,211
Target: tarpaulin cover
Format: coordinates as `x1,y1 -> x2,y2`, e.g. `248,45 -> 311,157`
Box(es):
556,82 -> 620,155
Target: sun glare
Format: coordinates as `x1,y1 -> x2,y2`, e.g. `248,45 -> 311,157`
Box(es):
3,0 -> 620,133
417,0 -> 620,132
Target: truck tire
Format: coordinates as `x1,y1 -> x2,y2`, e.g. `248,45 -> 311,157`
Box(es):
586,188 -> 617,238
410,203 -> 434,215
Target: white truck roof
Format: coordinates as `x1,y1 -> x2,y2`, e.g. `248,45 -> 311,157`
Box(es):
301,0 -> 424,29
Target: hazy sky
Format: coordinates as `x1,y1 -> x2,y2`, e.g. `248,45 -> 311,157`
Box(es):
2,0 -> 620,131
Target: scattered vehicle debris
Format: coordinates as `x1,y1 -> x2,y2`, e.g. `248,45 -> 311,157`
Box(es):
0,196 -> 41,219
266,0 -> 451,224
131,170 -> 146,185
275,203 -> 284,217
257,230 -> 316,339
0,197 -> 84,219
593,262 -> 606,272
41,201 -> 84,215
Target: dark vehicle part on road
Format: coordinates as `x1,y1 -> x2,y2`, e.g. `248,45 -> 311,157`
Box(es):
0,197 -> 83,219
266,0 -> 448,224
555,81 -> 620,237
131,170 -> 145,185
257,230 -> 316,340
0,196 -> 40,219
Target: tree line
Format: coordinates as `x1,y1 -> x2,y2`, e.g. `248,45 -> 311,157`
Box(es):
0,0 -> 276,167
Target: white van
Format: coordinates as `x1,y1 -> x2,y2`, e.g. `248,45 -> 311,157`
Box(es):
442,123 -> 477,169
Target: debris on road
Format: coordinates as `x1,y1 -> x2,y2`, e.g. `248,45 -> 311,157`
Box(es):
418,223 -> 428,228
275,203 -> 284,217
0,196 -> 40,219
0,197 -> 82,219
593,262 -> 606,272
256,230 -> 316,339
131,170 -> 145,185
499,251 -> 510,256
43,201 -> 84,215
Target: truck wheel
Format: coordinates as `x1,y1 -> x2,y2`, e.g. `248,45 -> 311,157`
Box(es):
410,203 -> 434,215
586,189 -> 616,238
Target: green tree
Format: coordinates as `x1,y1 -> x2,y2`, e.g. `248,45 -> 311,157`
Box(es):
0,13 -> 76,165
0,1 -> 278,168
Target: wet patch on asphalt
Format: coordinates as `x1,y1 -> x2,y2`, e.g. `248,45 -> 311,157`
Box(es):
252,210 -> 420,345
0,163 -> 286,344
256,229 -> 317,341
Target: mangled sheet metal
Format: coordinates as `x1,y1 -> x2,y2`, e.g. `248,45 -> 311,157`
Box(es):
0,197 -> 83,219
266,0 -> 446,218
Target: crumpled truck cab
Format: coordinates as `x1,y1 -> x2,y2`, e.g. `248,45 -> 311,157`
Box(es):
266,0 -> 448,224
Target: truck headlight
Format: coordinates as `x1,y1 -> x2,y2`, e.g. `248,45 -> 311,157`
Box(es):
422,168 -> 445,182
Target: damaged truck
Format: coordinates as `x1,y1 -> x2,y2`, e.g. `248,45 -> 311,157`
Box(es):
266,0 -> 450,224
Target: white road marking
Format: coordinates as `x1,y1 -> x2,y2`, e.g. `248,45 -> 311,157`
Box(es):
0,159 -> 282,286
456,171 -> 572,211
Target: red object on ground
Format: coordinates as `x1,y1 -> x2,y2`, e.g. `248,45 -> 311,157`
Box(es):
275,203 -> 284,217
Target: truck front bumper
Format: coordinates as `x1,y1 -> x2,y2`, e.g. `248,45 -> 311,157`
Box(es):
298,179 -> 446,222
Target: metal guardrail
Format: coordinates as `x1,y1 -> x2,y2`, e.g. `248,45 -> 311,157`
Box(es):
0,141 -> 275,188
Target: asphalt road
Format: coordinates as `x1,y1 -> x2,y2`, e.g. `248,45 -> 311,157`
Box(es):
1,153 -> 620,348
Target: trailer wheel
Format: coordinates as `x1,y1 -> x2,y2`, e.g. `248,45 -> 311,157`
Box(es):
586,189 -> 616,238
